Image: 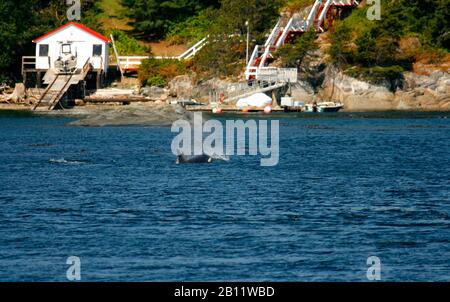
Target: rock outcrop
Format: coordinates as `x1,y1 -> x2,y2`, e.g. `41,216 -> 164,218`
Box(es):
316,68 -> 450,111
140,86 -> 169,101
70,103 -> 190,127
168,75 -> 195,99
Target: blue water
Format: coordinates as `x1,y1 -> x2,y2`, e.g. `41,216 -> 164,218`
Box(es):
0,111 -> 449,281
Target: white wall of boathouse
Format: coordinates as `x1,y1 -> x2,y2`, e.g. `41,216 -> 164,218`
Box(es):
34,23 -> 109,72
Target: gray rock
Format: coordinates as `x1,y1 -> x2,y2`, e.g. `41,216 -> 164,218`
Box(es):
169,75 -> 194,99
140,86 -> 169,100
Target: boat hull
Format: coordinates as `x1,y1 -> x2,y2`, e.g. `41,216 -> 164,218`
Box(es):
318,106 -> 343,113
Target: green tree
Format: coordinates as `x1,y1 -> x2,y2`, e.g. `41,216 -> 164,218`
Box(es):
277,29 -> 319,68
328,21 -> 354,68
123,0 -> 220,39
193,0 -> 283,77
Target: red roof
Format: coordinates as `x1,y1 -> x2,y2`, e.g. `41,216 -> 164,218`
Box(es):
33,22 -> 110,43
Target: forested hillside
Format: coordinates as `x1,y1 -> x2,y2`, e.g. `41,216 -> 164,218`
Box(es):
328,0 -> 449,84
0,0 -> 448,84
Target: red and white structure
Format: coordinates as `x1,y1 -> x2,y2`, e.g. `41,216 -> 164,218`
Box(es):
32,22 -> 110,72
245,0 -> 359,81
22,22 -> 112,110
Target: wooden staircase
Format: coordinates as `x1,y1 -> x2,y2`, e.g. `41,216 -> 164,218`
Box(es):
33,59 -> 92,111
245,0 -> 358,80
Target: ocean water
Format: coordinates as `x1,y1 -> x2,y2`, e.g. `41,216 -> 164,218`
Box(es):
0,110 -> 449,281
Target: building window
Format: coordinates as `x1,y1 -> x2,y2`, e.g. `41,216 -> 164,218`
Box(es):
39,44 -> 49,57
62,44 -> 72,54
93,45 -> 102,56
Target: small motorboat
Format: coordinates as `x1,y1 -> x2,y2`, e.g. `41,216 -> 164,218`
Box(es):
304,102 -> 343,113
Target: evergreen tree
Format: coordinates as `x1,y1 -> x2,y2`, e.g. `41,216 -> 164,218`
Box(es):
123,0 -> 220,39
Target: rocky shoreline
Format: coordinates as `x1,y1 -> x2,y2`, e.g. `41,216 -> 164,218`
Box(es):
1,68 -> 449,123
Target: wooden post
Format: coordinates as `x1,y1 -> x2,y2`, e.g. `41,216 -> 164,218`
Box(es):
110,34 -> 124,81
96,72 -> 101,90
37,72 -> 42,88
272,90 -> 277,108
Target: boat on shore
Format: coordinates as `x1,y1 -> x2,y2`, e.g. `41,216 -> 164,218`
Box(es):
281,97 -> 343,113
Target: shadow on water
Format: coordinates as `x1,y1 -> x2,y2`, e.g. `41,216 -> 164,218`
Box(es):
0,110 -> 35,118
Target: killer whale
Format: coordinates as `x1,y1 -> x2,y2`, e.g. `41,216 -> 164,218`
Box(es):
176,154 -> 213,164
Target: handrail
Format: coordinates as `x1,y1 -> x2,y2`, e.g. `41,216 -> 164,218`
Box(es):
117,36 -> 208,69
275,17 -> 294,48
22,56 -> 36,75
245,0 -> 358,80
306,0 -> 324,29
316,0 -> 334,31
259,15 -> 295,68
178,36 -> 208,60
247,45 -> 260,69
48,74 -> 73,110
32,73 -> 59,110
264,19 -> 282,48
82,58 -> 92,76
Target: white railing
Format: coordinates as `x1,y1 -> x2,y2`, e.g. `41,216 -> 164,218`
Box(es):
264,19 -> 282,48
317,0 -> 334,31
256,67 -> 298,83
332,0 -> 358,6
244,0 -> 358,80
178,36 -> 208,60
306,0 -> 324,29
117,56 -> 149,71
247,45 -> 260,69
245,67 -> 298,83
275,17 -> 294,48
117,37 -> 208,71
258,20 -> 285,68
245,45 -> 261,79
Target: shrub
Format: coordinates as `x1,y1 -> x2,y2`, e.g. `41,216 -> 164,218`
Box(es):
284,0 -> 315,14
145,75 -> 167,87
345,65 -> 405,91
138,58 -> 188,87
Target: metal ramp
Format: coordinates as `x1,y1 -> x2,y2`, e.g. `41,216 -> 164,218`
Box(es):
33,60 -> 92,111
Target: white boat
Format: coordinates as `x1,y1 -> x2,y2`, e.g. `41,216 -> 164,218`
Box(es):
304,102 -> 343,113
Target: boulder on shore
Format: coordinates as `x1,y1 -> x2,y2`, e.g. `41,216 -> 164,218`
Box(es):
140,86 -> 169,101
169,75 -> 194,99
